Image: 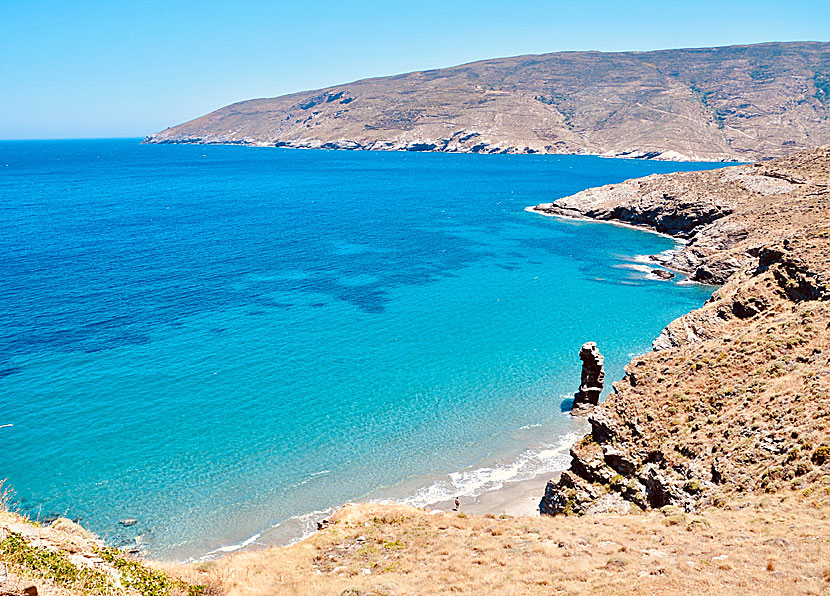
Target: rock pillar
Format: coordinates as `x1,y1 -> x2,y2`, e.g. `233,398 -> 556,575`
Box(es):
573,342 -> 605,408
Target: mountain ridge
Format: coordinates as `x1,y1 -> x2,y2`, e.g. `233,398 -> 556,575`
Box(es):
145,41 -> 830,161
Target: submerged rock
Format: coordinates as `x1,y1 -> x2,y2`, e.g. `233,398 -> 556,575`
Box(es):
651,269 -> 675,280
573,342 -> 605,409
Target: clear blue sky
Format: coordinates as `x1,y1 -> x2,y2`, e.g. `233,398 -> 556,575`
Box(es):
1,0 -> 828,139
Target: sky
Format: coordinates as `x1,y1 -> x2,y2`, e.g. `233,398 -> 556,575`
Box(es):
1,0 -> 828,139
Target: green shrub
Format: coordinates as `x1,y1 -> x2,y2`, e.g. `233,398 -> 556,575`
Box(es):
812,445 -> 830,466
0,532 -> 111,594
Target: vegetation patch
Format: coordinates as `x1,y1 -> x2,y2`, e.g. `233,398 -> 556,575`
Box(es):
0,531 -> 205,596
0,532 -> 112,595
812,445 -> 830,466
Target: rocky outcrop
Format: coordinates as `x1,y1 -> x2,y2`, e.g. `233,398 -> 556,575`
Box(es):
539,147 -> 830,518
145,42 -> 830,162
572,342 -> 605,409
531,148 -> 830,285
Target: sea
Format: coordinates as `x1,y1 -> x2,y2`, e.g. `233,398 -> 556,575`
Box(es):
0,139 -> 721,560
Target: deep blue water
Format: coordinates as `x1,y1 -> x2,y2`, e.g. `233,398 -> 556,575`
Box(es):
0,140 -> 720,559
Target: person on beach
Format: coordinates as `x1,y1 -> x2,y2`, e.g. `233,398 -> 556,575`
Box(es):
454,497 -> 460,511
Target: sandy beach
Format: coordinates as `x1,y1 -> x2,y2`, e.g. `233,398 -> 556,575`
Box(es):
427,469 -> 560,518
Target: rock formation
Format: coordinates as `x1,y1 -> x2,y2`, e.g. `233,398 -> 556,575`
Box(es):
144,42 -> 830,162
538,146 -> 830,518
530,148 -> 829,285
572,342 -> 605,408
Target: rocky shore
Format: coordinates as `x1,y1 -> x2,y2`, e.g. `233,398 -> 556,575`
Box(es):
144,135 -> 711,162
533,146 -> 830,518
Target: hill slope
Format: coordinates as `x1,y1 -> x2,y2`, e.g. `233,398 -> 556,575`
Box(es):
145,42 -> 830,161
532,146 -> 830,519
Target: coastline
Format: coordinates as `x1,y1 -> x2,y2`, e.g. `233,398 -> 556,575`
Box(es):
432,470 -> 559,518
143,138 -> 741,163
523,205 -> 687,242
201,429 -> 584,559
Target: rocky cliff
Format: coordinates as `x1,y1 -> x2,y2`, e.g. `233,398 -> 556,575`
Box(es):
535,146 -> 830,517
144,42 -> 830,162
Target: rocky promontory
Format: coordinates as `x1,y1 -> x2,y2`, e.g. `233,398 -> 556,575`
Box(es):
536,146 -> 830,518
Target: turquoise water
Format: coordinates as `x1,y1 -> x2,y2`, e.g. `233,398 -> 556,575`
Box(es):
0,140 -> 718,559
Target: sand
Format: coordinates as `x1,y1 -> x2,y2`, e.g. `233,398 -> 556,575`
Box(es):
426,469 -> 560,518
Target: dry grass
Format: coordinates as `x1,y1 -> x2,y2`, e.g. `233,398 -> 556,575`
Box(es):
162,495 -> 830,596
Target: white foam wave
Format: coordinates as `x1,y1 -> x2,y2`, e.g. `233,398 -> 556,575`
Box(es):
190,434 -> 580,559
615,263 -> 655,274
206,532 -> 261,556
275,506 -> 339,546
631,254 -> 658,264
288,469 -> 332,489
394,432 -> 580,508
519,423 -> 542,430
193,505 -> 338,562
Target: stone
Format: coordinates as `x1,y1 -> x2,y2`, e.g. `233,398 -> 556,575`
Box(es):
539,479 -> 568,516
573,342 -> 605,408
651,269 -> 675,280
588,411 -> 617,443
119,519 -> 138,527
638,464 -> 692,510
603,445 -> 637,476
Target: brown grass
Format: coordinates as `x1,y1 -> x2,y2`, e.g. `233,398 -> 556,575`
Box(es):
160,494 -> 830,596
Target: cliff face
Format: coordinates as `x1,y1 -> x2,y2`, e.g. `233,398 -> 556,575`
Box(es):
535,147 -> 830,517
144,42 -> 830,162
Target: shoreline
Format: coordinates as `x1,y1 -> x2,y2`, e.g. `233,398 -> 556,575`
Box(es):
198,428 -> 584,560
523,205 -> 686,242
141,138 -> 742,164
430,469 -> 559,518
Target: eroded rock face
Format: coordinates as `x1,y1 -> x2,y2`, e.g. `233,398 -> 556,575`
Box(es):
573,342 -> 605,408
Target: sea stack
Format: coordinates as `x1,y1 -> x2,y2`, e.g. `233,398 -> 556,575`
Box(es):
573,342 -> 605,409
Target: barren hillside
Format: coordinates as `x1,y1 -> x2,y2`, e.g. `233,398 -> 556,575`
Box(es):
145,42 -> 830,161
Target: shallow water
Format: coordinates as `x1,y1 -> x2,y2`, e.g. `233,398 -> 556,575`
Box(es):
0,140 -> 719,559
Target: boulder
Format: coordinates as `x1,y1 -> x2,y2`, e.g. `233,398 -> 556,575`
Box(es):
539,479 -> 568,515
603,445 -> 637,476
588,411 -> 617,443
